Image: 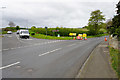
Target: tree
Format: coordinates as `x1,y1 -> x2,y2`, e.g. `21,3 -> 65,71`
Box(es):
32,26 -> 36,28
16,26 -> 20,30
105,19 -> 112,33
117,1 -> 120,15
31,26 -> 36,32
8,21 -> 16,27
87,10 -> 105,35
110,1 -> 120,39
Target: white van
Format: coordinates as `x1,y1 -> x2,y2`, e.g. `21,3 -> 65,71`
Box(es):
19,30 -> 29,39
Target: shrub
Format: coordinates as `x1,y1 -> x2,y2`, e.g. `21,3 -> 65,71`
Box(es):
31,32 -> 35,35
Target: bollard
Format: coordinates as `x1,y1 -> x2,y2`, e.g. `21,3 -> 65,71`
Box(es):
105,37 -> 107,41
81,37 -> 82,40
85,37 -> 87,40
73,37 -> 75,40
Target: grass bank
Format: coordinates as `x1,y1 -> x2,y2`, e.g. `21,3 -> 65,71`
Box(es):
87,34 -> 109,38
109,47 -> 120,77
2,31 -> 7,34
30,34 -> 73,40
30,32 -> 108,40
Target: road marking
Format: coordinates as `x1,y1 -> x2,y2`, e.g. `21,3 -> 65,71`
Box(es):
23,39 -> 33,40
3,48 -> 9,51
0,62 -> 20,70
18,47 -> 21,48
8,36 -> 12,38
11,48 -> 16,50
50,48 -> 62,53
68,44 -> 76,47
104,51 -> 109,53
39,48 -> 62,57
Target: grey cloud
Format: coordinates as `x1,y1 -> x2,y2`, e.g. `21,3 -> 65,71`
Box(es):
2,0 -> 118,28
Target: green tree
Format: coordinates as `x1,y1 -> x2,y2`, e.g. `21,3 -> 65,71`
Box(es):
109,1 -> 120,40
31,26 -> 36,31
87,10 -> 105,35
16,26 -> 20,30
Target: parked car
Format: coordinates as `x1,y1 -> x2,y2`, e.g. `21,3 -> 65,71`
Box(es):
19,30 -> 29,39
7,31 -> 12,34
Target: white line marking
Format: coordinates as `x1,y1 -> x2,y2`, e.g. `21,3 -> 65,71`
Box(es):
68,44 -> 76,47
0,62 -> 20,70
104,51 -> 109,52
39,48 -> 62,57
3,48 -> 9,51
11,48 -> 16,50
18,47 -> 21,48
8,36 -> 12,37
50,48 -> 61,53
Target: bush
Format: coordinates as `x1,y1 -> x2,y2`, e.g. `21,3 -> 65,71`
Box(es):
30,27 -> 89,36
31,32 -> 35,35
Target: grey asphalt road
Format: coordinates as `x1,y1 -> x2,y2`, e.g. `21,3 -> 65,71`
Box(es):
1,33 -> 104,78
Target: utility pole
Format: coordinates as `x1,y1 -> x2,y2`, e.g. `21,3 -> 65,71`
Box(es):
45,26 -> 47,36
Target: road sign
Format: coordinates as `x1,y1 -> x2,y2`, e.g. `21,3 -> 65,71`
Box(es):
57,34 -> 60,37
45,27 -> 47,30
52,30 -> 59,32
77,36 -> 80,39
83,33 -> 87,37
78,34 -> 82,37
69,33 -> 76,36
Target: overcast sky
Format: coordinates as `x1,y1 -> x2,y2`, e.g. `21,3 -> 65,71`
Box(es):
0,0 -> 119,28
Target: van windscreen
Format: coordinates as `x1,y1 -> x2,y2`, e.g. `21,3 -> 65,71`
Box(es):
22,31 -> 29,34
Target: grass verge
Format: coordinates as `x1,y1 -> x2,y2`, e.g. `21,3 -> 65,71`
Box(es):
30,34 -> 73,40
109,47 -> 120,77
1,31 -> 7,34
30,33 -> 108,40
87,34 -> 108,38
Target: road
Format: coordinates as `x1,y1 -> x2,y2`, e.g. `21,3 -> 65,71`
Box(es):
1,33 -> 104,78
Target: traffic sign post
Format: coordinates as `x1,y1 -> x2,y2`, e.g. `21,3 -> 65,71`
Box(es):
52,30 -> 59,36
69,33 -> 76,40
57,34 -> 60,37
78,34 -> 83,40
45,27 -> 47,36
83,33 -> 87,40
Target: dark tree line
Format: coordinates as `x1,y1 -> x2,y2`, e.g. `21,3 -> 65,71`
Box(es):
107,1 -> 120,40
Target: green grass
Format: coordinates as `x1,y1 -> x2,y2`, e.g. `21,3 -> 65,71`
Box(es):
100,28 -> 107,32
30,34 -> 73,40
2,31 -> 7,34
1,30 -> 17,34
87,34 -> 108,38
109,47 -> 120,77
29,29 -> 108,40
30,33 -> 108,40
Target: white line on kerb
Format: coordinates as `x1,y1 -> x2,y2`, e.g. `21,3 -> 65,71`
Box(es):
0,62 -> 20,70
39,48 -> 62,57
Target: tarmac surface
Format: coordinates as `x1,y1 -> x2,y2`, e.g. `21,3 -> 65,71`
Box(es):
1,33 -> 104,78
77,41 -> 118,78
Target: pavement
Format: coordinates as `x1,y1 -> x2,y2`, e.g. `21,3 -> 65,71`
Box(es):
77,41 -> 118,78
1,33 -> 105,78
